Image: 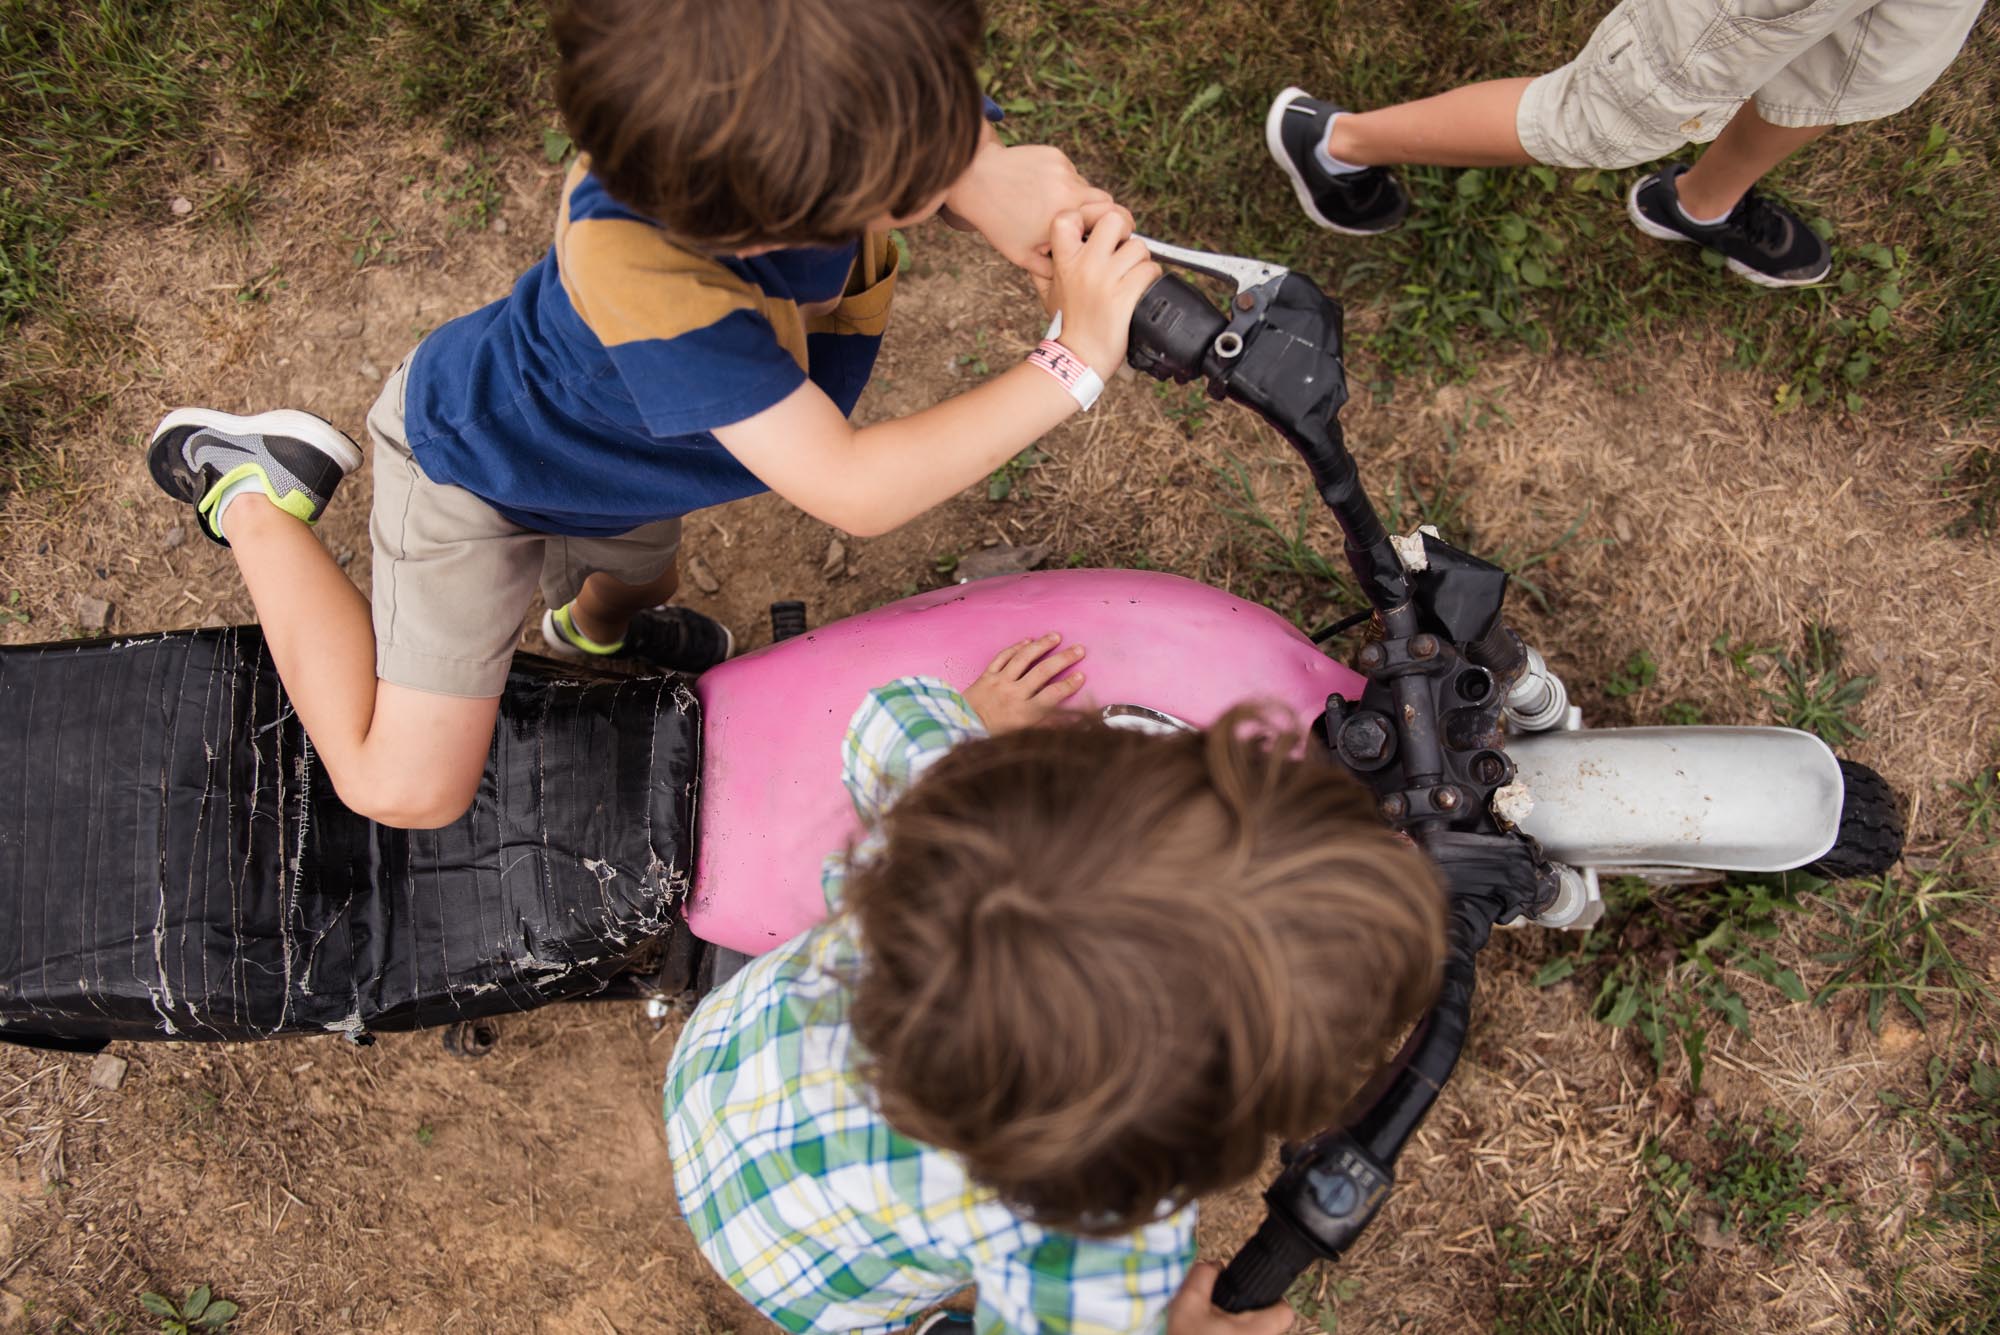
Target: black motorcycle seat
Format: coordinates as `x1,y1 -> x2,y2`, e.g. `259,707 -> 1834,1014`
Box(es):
0,627 -> 698,1046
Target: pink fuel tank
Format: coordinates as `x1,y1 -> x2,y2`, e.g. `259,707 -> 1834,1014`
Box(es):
688,569 -> 1369,953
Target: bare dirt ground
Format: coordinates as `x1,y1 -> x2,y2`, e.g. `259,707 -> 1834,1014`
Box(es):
3,121 -> 1997,1334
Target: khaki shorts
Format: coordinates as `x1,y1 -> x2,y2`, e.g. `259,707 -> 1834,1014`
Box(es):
1517,0 -> 1986,168
366,355 -> 683,698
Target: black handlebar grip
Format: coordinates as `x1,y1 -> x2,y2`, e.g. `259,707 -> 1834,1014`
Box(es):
1126,273 -> 1227,383
1211,1213 -> 1324,1312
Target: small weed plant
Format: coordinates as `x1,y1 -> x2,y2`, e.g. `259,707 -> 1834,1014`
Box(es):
986,445 -> 1044,502
140,1285 -> 237,1333
1713,623 -> 1873,745
1152,380 -> 1211,436
1645,1114 -> 1839,1253
1284,1272 -> 1361,1334
1603,650 -> 1660,699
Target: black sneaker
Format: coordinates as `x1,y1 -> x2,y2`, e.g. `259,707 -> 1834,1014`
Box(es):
541,602 -> 736,675
148,407 -> 362,546
1627,164 -> 1831,288
1264,86 -> 1410,236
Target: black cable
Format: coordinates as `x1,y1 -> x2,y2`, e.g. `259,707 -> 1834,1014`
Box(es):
1308,608 -> 1374,644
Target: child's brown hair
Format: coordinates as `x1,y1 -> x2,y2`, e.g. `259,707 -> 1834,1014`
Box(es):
553,0 -> 987,249
845,710 -> 1446,1234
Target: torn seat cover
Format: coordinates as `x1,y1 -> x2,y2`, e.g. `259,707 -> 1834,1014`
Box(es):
0,627 -> 698,1044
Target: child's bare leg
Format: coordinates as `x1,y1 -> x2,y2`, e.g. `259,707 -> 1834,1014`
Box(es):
567,564 -> 680,646
1324,77 -> 1538,167
225,496 -> 498,827
1673,101 -> 1831,220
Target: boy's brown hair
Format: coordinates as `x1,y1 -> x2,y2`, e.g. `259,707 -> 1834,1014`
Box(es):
553,0 -> 987,249
845,711 -> 1446,1235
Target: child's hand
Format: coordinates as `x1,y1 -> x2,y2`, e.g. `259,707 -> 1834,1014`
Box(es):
943,137 -> 1129,279
1166,1263 -> 1294,1335
963,633 -> 1086,734
1046,210 -> 1161,379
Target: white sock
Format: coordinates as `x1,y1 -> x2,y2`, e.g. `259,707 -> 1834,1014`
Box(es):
1674,193 -> 1732,227
1312,115 -> 1368,176
207,473 -> 269,537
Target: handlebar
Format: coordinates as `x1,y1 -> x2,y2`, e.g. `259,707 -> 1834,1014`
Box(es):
1210,866 -> 1503,1310
1127,272 -> 1409,616
1125,264 -> 1550,1312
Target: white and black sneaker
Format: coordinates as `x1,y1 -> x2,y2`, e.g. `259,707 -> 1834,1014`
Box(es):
1264,86 -> 1410,236
1628,164 -> 1831,288
148,407 -> 363,545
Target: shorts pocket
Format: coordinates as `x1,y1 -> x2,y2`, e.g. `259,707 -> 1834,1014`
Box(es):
1675,0 -> 1846,95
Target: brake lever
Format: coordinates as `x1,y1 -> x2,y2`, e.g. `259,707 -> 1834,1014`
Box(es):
1135,236 -> 1289,299
1129,237 -> 1295,391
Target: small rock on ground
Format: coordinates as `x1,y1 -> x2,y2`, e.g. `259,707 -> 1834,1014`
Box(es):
821,537 -> 847,579
89,1052 -> 129,1091
686,555 -> 722,596
955,543 -> 1048,583
1692,1212 -> 1732,1251
74,594 -> 111,631
162,524 -> 186,551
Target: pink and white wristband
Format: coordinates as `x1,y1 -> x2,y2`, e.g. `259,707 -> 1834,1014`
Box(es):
1025,337 -> 1105,411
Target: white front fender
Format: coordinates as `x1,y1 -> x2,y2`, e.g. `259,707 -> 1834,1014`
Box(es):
1506,727 -> 1843,873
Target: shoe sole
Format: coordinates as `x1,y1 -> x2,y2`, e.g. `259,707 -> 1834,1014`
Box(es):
1624,178 -> 1829,290
1264,86 -> 1396,238
540,607 -> 736,671
151,406 -> 365,475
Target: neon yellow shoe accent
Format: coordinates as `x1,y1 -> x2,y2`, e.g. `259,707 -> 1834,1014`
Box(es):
195,461 -> 320,526
551,603 -> 626,656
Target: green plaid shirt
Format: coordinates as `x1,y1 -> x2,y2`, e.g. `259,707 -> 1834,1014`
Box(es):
666,677 -> 1195,1334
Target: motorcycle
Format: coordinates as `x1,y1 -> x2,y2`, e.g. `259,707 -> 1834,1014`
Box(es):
0,242 -> 1902,1305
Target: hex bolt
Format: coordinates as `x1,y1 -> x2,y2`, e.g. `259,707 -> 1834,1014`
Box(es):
1358,643 -> 1386,671
1235,292 -> 1257,311
1410,634 -> 1439,659
1340,715 -> 1391,763
1380,793 -> 1408,820
1433,785 -> 1462,811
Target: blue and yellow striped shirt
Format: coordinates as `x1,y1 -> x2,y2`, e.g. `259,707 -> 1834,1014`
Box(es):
403,161 -> 896,536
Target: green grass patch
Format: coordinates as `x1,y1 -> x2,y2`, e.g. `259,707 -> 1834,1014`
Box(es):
1215,452 -> 1363,626
1646,1113 -> 1842,1253
1535,874 -> 1810,1092
984,2 -> 2000,422
1494,1224 -> 1682,1334
1712,623 -> 1873,746
1811,760 -> 1997,1031
0,0 -> 550,488
1945,441 -> 1998,539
